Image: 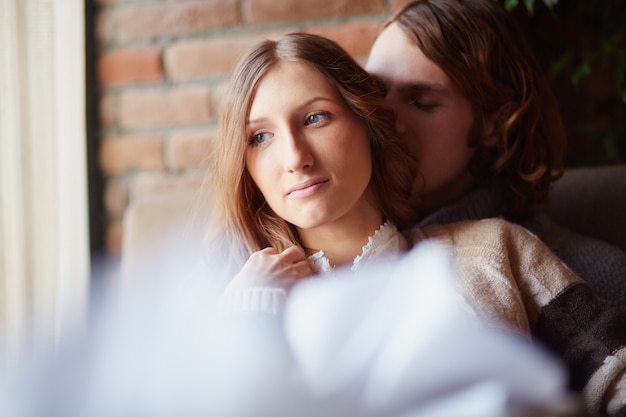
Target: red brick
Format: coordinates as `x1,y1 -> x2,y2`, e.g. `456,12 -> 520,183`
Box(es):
165,31 -> 288,80
167,128 -> 216,170
104,179 -> 127,217
119,86 -> 212,128
243,0 -> 385,25
95,10 -> 112,45
98,46 -> 163,87
114,0 -> 240,43
99,133 -> 165,175
307,20 -> 382,60
392,0 -> 413,12
212,79 -> 231,110
99,93 -> 116,128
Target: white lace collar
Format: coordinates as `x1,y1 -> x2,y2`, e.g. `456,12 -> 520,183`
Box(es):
307,221 -> 408,274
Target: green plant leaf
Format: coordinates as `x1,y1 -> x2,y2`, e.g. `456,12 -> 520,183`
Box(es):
504,0 -> 519,11
549,53 -> 571,79
571,60 -> 591,86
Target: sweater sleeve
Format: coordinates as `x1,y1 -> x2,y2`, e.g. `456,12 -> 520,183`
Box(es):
422,219 -> 626,416
217,287 -> 286,315
501,220 -> 626,417
535,282 -> 626,417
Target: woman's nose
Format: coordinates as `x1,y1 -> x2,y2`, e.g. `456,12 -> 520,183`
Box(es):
282,131 -> 314,172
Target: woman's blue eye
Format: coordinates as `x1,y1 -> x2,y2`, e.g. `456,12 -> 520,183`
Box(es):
249,132 -> 270,146
305,111 -> 329,125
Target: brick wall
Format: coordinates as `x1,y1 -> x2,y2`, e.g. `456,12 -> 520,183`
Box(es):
95,0 -> 411,256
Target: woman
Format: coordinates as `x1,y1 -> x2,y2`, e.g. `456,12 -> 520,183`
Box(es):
207,32 -> 417,312
207,32 -> 626,416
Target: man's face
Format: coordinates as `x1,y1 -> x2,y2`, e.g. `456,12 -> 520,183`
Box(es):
366,23 -> 479,211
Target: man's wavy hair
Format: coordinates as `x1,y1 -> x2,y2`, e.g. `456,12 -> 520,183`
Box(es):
206,32 -> 417,263
386,0 -> 566,219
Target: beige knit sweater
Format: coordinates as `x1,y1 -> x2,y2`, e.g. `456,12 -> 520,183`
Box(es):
411,218 -> 626,416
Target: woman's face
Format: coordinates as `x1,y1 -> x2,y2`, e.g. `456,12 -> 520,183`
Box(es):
366,22 -> 478,212
245,61 -> 377,232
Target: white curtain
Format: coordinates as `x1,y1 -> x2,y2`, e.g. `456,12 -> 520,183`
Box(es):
0,0 -> 89,360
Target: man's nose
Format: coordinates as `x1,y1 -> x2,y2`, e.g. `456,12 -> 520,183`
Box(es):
395,111 -> 408,136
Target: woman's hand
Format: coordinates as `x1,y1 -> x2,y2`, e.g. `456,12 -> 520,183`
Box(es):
226,246 -> 313,293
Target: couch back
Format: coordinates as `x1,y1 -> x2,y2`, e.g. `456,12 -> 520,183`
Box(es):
120,165 -> 626,285
546,165 -> 626,251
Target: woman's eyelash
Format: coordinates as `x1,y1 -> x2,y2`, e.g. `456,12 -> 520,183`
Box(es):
305,111 -> 330,125
248,132 -> 269,146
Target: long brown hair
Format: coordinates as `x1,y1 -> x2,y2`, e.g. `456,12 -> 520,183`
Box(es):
387,0 -> 565,219
206,32 -> 417,264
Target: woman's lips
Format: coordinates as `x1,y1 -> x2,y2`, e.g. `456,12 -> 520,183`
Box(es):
287,178 -> 329,198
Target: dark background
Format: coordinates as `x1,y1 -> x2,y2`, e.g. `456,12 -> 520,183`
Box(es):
505,0 -> 626,166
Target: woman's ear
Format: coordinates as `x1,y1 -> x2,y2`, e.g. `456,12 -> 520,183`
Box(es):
482,102 -> 516,147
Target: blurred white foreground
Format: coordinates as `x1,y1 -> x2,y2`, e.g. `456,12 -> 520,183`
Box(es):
1,243 -> 577,417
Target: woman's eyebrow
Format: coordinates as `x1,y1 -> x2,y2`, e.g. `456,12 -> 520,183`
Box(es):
297,96 -> 338,110
247,96 -> 338,125
246,116 -> 266,126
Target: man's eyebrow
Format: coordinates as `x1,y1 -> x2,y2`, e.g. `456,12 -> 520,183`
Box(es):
370,73 -> 446,93
397,82 -> 446,93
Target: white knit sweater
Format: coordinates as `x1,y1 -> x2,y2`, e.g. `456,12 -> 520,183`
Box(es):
218,222 -> 407,314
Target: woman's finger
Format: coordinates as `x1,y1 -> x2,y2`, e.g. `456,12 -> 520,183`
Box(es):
279,245 -> 306,264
